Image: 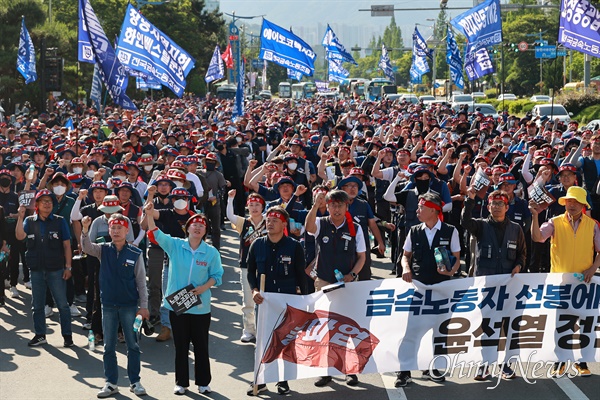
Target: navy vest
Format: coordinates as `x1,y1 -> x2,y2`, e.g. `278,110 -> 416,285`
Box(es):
99,243 -> 143,307
252,236 -> 302,294
315,217 -> 358,283
25,215 -> 66,271
475,221 -> 521,276
409,222 -> 454,285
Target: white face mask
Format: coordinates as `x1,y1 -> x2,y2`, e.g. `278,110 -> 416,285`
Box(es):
86,170 -> 96,178
173,181 -> 184,188
143,165 -> 153,172
236,137 -> 243,143
356,146 -> 365,153
173,199 -> 188,210
287,162 -> 297,170
53,185 -> 66,196
113,174 -> 126,181
72,167 -> 83,174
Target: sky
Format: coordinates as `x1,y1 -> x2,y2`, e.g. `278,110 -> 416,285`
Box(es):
219,0 -> 483,47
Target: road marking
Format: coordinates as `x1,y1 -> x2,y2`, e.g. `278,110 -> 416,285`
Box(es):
553,377 -> 590,400
381,373 -> 408,400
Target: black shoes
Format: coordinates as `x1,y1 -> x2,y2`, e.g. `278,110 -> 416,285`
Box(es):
394,372 -> 412,387
345,374 -> 359,386
276,381 -> 290,395
28,334 -> 47,346
314,376 -> 332,387
423,369 -> 445,382
63,335 -> 74,348
246,383 -> 267,396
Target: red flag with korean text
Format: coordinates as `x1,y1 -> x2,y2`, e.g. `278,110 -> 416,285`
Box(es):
221,43 -> 233,69
261,305 -> 380,374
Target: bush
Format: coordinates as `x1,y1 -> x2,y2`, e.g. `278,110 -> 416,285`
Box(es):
506,100 -> 536,116
574,105 -> 600,124
484,88 -> 497,99
555,92 -> 600,116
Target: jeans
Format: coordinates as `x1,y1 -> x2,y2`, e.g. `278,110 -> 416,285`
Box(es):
30,269 -> 71,336
101,305 -> 140,385
160,264 -> 171,329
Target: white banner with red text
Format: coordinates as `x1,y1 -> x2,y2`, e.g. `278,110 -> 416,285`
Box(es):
253,273 -> 600,384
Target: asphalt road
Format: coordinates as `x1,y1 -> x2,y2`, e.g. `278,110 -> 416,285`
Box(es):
1,229 -> 598,400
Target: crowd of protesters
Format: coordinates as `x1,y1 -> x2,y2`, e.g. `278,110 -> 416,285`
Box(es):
0,93 -> 598,396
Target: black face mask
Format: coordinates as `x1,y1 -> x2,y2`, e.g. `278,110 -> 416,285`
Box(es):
215,144 -> 224,151
156,193 -> 169,199
206,163 -> 216,171
0,178 -> 11,187
415,179 -> 430,194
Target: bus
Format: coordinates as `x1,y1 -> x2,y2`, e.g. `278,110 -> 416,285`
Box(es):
339,78 -> 365,98
215,83 -> 236,99
365,78 -> 393,101
350,79 -> 367,99
291,82 -> 317,99
278,82 -> 291,98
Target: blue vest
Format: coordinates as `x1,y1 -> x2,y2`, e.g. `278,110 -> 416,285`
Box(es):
252,236 -> 302,294
99,243 -> 143,307
315,217 -> 358,283
25,215 -> 66,271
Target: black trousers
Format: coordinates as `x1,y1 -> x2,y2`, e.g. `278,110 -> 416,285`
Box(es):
169,311 -> 212,387
8,240 -> 28,286
205,203 -> 221,250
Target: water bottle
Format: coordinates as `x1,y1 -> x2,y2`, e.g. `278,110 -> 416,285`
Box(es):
26,164 -> 35,181
574,273 -> 585,282
434,248 -> 446,271
88,330 -> 95,351
334,269 -> 344,283
0,245 -> 10,262
133,315 -> 143,332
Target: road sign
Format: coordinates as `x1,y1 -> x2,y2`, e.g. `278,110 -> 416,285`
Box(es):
251,59 -> 262,69
371,5 -> 394,16
518,41 -> 528,51
535,45 -> 558,59
557,50 -> 567,56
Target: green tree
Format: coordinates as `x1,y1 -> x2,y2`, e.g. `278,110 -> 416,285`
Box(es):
382,15 -> 404,58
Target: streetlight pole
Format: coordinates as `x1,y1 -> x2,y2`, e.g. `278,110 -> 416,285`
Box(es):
223,13 -> 264,86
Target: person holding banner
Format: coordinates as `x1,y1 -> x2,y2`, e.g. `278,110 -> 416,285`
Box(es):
145,203 -> 223,395
81,214 -> 148,398
246,206 -> 307,396
398,192 -> 460,386
530,185 -> 599,377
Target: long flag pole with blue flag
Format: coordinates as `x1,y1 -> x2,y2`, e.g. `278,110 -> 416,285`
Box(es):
79,0 -> 136,110
205,45 -> 225,84
446,26 -> 464,89
234,58 -> 245,118
17,16 -> 37,84
322,25 -> 357,65
379,44 -> 396,83
78,0 -> 94,63
411,28 -> 430,83
90,63 -> 102,112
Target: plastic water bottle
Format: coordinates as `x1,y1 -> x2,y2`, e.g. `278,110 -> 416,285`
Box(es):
0,245 -> 10,262
434,248 -> 446,271
334,269 -> 344,283
88,330 -> 95,351
133,315 -> 143,332
26,164 -> 35,181
574,273 -> 585,282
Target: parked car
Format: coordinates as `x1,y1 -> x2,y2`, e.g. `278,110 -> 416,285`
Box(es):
471,91 -> 486,99
531,104 -> 572,125
258,90 -> 272,100
530,95 -> 551,102
418,95 -> 436,103
585,119 -> 600,132
497,93 -> 517,101
451,94 -> 474,104
451,103 -> 499,119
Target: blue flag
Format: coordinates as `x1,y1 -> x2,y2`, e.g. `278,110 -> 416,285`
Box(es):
260,19 -> 316,77
234,59 -> 245,118
559,0 -> 600,58
136,76 -> 161,90
17,17 -> 37,84
450,0 -> 502,48
464,44 -> 495,81
328,58 -> 349,83
322,25 -> 357,65
410,66 -> 423,84
64,117 -> 74,131
205,45 -> 225,84
379,45 -> 395,83
446,26 -> 465,89
116,4 -> 195,97
80,0 -> 136,110
287,68 -> 303,81
78,0 -> 94,63
90,63 -> 102,112
413,27 -> 432,59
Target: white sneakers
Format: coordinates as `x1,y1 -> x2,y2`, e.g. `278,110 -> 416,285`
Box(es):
240,332 -> 256,343
198,385 -> 211,394
70,304 -> 82,317
45,305 -> 54,317
130,382 -> 147,396
173,385 -> 187,395
24,281 -> 32,289
97,383 -> 119,398
9,286 -> 20,298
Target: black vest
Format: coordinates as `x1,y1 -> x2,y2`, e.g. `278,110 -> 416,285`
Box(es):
239,218 -> 267,269
315,217 -> 358,283
125,203 -> 141,238
25,215 -> 66,271
409,222 -> 454,285
475,221 -> 521,276
252,236 -> 302,294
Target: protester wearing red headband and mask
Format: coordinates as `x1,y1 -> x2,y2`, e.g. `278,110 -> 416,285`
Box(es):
145,203 -> 223,396
80,213 -> 148,398
226,190 -> 267,343
395,193 -> 461,387
246,206 -> 306,396
462,188 -> 526,381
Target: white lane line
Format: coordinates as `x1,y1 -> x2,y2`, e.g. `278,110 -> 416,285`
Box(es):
553,377 -> 590,400
381,373 -> 408,400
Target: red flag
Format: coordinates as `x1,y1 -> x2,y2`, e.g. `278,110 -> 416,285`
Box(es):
221,43 -> 233,69
261,305 -> 380,375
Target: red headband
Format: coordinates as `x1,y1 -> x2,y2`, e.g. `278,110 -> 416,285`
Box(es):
418,199 -> 444,221
109,219 -> 129,228
267,211 -> 287,223
247,196 -> 265,207
188,215 -> 207,227
488,194 -> 509,204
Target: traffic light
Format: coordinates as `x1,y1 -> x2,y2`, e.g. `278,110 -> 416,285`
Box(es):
510,43 -> 519,52
45,57 -> 63,92
440,0 -> 448,8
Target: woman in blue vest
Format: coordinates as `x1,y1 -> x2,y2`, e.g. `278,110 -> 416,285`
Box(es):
145,202 -> 223,396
